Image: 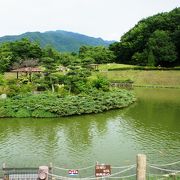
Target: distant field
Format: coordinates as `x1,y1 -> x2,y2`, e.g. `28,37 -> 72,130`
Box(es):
98,63 -> 180,71
98,63 -> 138,70
95,70 -> 180,88
94,63 -> 180,88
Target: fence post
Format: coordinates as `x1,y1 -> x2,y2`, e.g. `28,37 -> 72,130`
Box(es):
136,154 -> 146,180
38,166 -> 49,180
2,163 -> 7,180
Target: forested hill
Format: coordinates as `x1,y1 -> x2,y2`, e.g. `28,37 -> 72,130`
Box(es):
110,7 -> 180,67
0,30 -> 114,52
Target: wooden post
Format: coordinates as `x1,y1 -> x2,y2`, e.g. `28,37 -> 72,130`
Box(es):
2,163 -> 5,169
38,166 -> 49,180
49,163 -> 52,174
170,173 -> 176,180
136,154 -> 146,180
49,163 -> 56,180
96,161 -> 99,180
2,163 -> 7,180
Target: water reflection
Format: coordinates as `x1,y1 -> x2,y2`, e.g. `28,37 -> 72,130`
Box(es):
0,88 -> 179,169
122,88 -> 180,163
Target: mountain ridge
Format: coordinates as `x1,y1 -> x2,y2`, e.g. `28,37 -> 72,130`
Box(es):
0,30 -> 115,52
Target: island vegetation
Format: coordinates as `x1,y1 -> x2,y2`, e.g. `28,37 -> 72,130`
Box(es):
0,7 -> 180,117
0,38 -> 135,117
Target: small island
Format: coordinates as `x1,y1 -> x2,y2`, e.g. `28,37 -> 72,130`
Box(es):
0,39 -> 136,118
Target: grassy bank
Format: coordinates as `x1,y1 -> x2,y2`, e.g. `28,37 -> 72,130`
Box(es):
0,89 -> 135,118
98,63 -> 180,71
94,64 -> 180,88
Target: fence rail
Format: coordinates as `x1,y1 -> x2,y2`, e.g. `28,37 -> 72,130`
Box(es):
1,154 -> 180,180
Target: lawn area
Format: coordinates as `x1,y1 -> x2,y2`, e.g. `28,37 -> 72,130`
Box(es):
4,72 -> 17,80
98,63 -> 139,70
94,70 -> 180,88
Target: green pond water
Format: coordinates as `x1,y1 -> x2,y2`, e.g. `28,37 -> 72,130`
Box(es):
0,88 -> 179,175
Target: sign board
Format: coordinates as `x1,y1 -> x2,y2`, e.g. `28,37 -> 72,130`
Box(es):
95,165 -> 111,177
68,170 -> 79,175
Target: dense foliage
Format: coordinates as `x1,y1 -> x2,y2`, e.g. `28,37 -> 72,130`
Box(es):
0,38 -> 117,73
0,39 -> 42,73
0,90 -> 135,118
0,30 -> 114,52
79,46 -> 115,64
110,8 -> 180,67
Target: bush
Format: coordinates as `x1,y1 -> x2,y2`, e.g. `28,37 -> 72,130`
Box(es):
32,110 -> 56,118
15,108 -> 31,118
91,76 -> 110,91
0,107 -> 8,117
0,89 -> 136,118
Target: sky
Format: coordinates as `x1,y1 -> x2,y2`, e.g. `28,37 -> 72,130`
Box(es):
0,0 -> 180,40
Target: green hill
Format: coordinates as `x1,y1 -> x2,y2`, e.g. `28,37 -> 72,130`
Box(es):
110,7 -> 180,67
0,30 -> 115,52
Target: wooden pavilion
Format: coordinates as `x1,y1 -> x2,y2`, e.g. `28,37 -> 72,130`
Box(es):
11,67 -> 43,81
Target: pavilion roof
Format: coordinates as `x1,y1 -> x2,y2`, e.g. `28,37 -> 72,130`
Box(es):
11,67 -> 42,72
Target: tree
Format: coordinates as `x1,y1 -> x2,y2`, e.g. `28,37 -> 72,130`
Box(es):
172,27 -> 180,65
91,75 -> 110,91
41,57 -> 57,92
0,39 -> 43,73
58,53 -> 80,66
147,49 -> 155,66
42,45 -> 59,60
81,57 -> 95,68
79,46 -> 115,64
147,30 -> 177,66
131,50 -> 148,66
64,66 -> 91,94
109,8 -> 180,66
0,44 -> 13,73
10,38 -> 42,60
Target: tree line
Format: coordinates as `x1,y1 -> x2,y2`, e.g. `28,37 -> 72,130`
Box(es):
109,7 -> 180,67
0,38 -> 115,74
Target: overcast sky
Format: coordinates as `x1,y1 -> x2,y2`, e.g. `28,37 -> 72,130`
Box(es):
0,0 -> 179,40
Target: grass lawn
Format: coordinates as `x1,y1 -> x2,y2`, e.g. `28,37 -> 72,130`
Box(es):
4,72 -> 17,80
98,63 -> 139,70
93,63 -> 180,88
94,70 -> 180,88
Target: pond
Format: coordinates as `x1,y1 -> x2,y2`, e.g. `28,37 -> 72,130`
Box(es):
0,88 -> 179,176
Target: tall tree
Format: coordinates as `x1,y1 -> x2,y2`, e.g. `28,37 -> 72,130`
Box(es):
0,43 -> 13,73
147,30 -> 177,66
41,57 -> 57,92
79,46 -> 115,64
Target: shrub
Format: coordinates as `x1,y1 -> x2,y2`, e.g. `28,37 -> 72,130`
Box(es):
32,110 -> 56,118
91,76 -> 110,91
0,107 -> 8,117
15,108 -> 31,118
0,89 -> 135,118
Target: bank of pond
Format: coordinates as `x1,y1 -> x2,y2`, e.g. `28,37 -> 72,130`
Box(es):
0,89 -> 135,118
